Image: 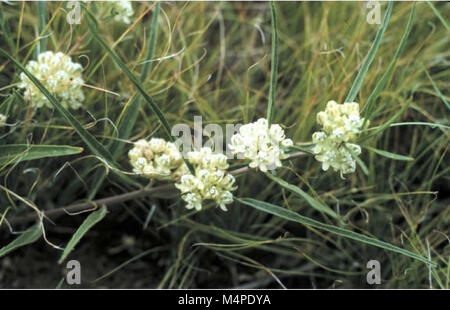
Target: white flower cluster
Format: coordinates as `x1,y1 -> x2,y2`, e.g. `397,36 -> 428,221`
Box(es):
128,138 -> 187,180
0,114 -> 6,127
175,147 -> 236,211
18,51 -> 85,110
108,1 -> 134,24
312,101 -> 365,177
229,118 -> 293,172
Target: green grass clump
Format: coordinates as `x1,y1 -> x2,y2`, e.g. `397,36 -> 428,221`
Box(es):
0,1 -> 448,289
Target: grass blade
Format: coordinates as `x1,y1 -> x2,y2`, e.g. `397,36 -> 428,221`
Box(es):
362,3 -> 415,118
0,144 -> 83,167
265,172 -> 340,219
0,47 -> 118,168
345,1 -> 393,103
363,146 -> 414,161
239,198 -> 436,267
267,1 -> 279,125
388,122 -> 450,130
0,223 -> 43,258
58,205 -> 108,264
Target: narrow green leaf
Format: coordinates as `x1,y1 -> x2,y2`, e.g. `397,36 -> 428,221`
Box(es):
388,122 -> 450,130
0,144 -> 83,166
345,1 -> 393,103
362,3 -> 415,119
0,48 -> 118,169
0,223 -> 43,258
58,205 -> 108,264
267,0 -> 279,125
364,121 -> 450,142
239,198 -> 436,267
364,146 -> 414,161
265,173 -> 340,219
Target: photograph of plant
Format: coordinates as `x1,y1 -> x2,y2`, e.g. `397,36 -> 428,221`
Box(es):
0,1 -> 448,289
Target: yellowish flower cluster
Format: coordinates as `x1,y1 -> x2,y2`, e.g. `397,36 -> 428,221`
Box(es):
18,51 -> 85,110
312,101 -> 365,177
229,118 -> 293,172
128,138 -> 188,180
175,147 -> 236,211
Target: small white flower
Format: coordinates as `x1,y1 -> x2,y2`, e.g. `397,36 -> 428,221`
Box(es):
18,51 -> 85,110
229,118 -> 292,172
0,114 -> 6,127
183,192 -> 203,211
312,101 -> 366,177
129,138 -> 187,180
175,147 -> 236,211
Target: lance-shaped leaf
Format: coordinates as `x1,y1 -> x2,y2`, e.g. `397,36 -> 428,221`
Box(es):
0,223 -> 43,258
364,146 -> 414,161
0,144 -> 83,167
58,205 -> 108,264
239,198 -> 436,267
265,173 -> 340,220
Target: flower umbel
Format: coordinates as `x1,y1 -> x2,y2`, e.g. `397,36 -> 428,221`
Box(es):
18,51 -> 85,110
175,147 -> 236,211
129,138 -> 187,180
312,101 -> 365,177
229,118 -> 293,172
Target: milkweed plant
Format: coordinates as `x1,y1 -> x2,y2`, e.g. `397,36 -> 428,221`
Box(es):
0,1 -> 448,289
